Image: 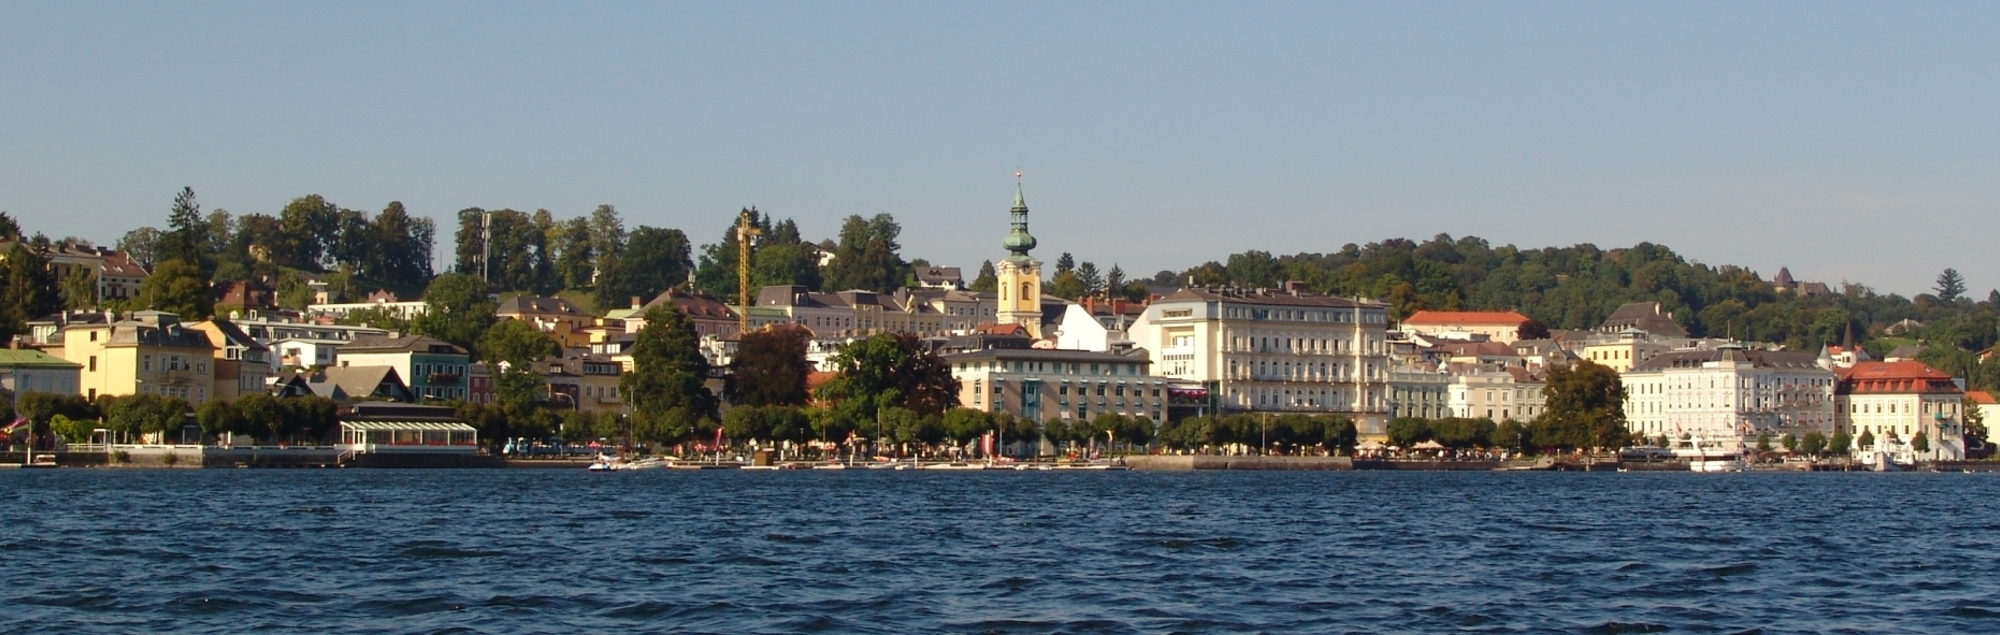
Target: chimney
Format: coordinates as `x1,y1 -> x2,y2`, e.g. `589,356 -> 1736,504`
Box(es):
630,296 -> 642,310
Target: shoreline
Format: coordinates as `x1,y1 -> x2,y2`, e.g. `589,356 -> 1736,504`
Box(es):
7,449 -> 1996,472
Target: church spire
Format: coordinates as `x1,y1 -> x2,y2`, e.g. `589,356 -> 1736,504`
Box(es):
1002,175 -> 1037,262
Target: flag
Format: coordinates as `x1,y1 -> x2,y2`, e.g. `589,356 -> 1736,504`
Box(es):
0,415 -> 28,434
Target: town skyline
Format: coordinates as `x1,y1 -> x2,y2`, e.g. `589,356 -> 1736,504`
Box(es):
5,3 -> 1998,297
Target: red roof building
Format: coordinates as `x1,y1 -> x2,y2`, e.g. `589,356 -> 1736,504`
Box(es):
1834,361 -> 1966,461
1400,310 -> 1533,344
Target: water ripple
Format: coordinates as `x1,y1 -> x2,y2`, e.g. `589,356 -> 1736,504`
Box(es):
5,470 -> 2000,633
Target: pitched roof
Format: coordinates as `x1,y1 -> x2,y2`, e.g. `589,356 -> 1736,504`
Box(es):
943,347 -> 1152,365
0,349 -> 82,369
1437,341 -> 1518,357
1967,390 -> 1997,405
341,334 -> 466,355
1628,347 -> 1824,373
1402,310 -> 1531,326
642,289 -> 739,321
1599,302 -> 1688,337
316,366 -> 407,400
1154,288 -> 1379,309
190,319 -> 270,352
497,296 -> 588,318
1837,361 -> 1961,395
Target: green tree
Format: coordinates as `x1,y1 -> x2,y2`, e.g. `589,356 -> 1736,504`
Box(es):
553,216 -> 595,290
368,201 -> 434,288
1755,432 -> 1774,453
1936,268 -> 1967,302
593,226 -> 692,311
233,393 -> 284,442
1533,360 -> 1628,450
117,227 -> 162,270
413,273 -> 498,355
1912,430 -> 1930,455
1075,262 -> 1104,298
60,265 -> 97,310
1799,431 -> 1828,456
1780,433 -> 1798,453
1321,415 -> 1358,454
941,408 -> 992,447
159,187 -> 211,272
277,194 -> 338,270
480,319 -> 561,408
621,303 -> 717,445
820,214 -> 906,293
587,204 -> 626,279
49,414 -> 91,444
195,400 -> 245,443
1387,417 -> 1431,448
814,332 -> 959,423
1858,429 -> 1876,450
1829,430 -> 1853,457
137,259 -> 213,320
727,324 -> 813,407
721,405 -> 768,446
1046,270 -> 1086,300
104,394 -> 190,441
1965,397 -> 1989,447
0,242 -> 58,340
970,260 -> 998,293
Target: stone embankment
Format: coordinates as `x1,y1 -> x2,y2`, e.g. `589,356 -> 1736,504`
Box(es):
1124,456 -> 1354,471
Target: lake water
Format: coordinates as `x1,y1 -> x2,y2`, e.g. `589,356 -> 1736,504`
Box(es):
5,470 -> 1999,634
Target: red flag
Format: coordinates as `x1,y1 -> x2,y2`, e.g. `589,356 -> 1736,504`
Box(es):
0,415 -> 26,434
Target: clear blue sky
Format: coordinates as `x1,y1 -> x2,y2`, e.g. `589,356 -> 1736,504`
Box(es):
4,1 -> 1995,297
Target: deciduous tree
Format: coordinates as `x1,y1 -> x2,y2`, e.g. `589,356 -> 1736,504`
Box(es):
727,324 -> 813,407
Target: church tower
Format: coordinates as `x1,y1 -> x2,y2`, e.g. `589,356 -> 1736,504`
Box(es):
995,183 -> 1043,339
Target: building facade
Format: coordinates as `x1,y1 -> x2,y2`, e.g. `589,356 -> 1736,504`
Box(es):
1621,346 -> 1836,444
1446,369 -> 1545,423
0,349 -> 82,397
946,348 -> 1170,424
53,311 -> 217,403
337,335 -> 471,402
1400,310 -> 1533,345
1835,361 -> 1966,462
1126,284 -> 1393,433
186,319 -> 274,402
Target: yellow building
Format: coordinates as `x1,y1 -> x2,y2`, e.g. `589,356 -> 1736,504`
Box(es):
54,311 -> 217,404
187,319 -> 274,403
995,185 -> 1043,338
1581,330 -> 1669,373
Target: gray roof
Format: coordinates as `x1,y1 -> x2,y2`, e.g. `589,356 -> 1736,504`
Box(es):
1628,347 -> 1824,373
1154,288 -> 1380,309
944,348 -> 1151,365
341,335 -> 467,355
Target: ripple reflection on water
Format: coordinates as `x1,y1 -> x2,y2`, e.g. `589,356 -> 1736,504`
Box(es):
4,470 -> 1998,633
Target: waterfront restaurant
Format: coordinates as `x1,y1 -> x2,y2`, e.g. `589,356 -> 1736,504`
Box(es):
337,402 -> 479,454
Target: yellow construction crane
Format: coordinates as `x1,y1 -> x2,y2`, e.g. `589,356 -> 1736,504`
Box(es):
735,209 -> 761,333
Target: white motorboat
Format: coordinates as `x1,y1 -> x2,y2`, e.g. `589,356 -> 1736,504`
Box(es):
1674,436 -> 1745,473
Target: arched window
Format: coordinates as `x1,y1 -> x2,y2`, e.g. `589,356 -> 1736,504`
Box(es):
1021,282 -> 1032,302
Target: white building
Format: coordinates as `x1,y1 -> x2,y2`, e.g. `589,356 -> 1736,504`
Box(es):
1126,284 -> 1392,433
0,349 -> 82,397
1388,368 -> 1450,422
946,347 -> 1171,425
1447,368 -> 1545,423
1836,360 -> 1967,462
1620,345 -> 1836,444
